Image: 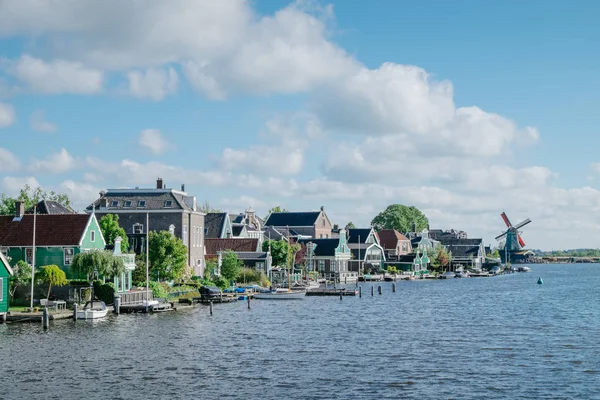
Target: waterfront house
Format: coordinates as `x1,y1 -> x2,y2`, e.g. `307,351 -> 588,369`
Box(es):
230,208 -> 264,242
377,229 -> 412,259
346,228 -> 386,274
112,236 -> 136,292
25,200 -> 76,215
0,203 -> 106,277
204,212 -> 232,239
264,206 -> 333,239
438,238 -> 486,270
0,252 -> 13,321
86,178 -> 205,276
299,229 -> 353,281
204,238 -> 263,276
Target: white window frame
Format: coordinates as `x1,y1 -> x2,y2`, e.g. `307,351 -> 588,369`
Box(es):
164,200 -> 173,208
111,200 -> 119,207
26,248 -> 33,265
137,200 -> 146,208
64,248 -> 75,265
91,230 -> 95,242
183,224 -> 188,247
124,201 -> 132,208
318,260 -> 325,272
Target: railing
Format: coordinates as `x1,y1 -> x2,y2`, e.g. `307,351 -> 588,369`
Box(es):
118,290 -> 153,305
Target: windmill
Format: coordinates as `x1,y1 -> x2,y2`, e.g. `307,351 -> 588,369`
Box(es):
495,212 -> 531,264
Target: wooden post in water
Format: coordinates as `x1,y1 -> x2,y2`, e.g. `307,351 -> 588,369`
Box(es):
378,285 -> 382,295
371,286 -> 374,296
114,295 -> 121,315
209,301 -> 213,315
359,286 -> 362,298
42,307 -> 49,330
247,295 -> 251,310
344,276 -> 347,284
339,289 -> 343,300
392,282 -> 396,293
73,303 -> 77,321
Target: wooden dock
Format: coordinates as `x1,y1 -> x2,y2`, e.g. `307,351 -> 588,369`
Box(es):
5,310 -> 73,322
306,288 -> 358,297
119,302 -> 174,313
192,292 -> 238,304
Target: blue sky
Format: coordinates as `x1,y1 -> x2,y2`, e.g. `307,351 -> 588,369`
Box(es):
0,0 -> 599,250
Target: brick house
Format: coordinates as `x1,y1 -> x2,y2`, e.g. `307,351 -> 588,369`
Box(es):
378,229 -> 412,259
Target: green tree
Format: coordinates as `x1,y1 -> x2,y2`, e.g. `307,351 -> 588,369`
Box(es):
99,214 -> 129,252
132,258 -> 147,286
220,251 -> 242,282
204,259 -> 218,279
0,184 -> 71,215
71,250 -> 126,281
264,206 -> 288,220
345,221 -> 356,229
429,244 -> 452,272
262,239 -> 291,267
371,204 -> 429,234
9,260 -> 32,300
148,230 -> 187,282
36,265 -> 68,300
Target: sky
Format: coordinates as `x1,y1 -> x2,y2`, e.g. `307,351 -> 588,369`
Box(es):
0,0 -> 599,250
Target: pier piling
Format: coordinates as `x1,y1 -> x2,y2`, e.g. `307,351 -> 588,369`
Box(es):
247,296 -> 251,310
392,282 -> 396,293
339,289 -> 343,300
114,295 -> 121,315
42,307 -> 49,330
359,286 -> 362,298
378,285 -> 382,295
371,286 -> 374,296
73,303 -> 77,321
209,301 -> 213,316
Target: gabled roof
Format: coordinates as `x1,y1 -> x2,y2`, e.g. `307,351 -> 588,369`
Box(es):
298,238 -> 339,256
0,214 -> 94,247
378,229 -> 409,250
204,238 -> 260,256
263,226 -> 287,241
437,238 -> 483,246
86,190 -> 195,212
26,200 -> 76,215
231,225 -> 245,236
204,212 -> 228,238
347,228 -> 372,244
447,245 -> 482,258
264,211 -> 320,227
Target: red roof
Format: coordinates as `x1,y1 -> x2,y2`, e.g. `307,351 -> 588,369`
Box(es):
377,229 -> 409,250
204,238 -> 259,257
0,214 -> 92,247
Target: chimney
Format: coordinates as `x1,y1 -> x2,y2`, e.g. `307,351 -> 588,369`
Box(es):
157,177 -> 163,189
15,201 -> 24,217
320,205 -> 324,211
181,184 -> 185,192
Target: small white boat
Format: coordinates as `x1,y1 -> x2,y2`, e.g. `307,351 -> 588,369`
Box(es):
254,288 -> 306,300
517,266 -> 531,272
440,271 -> 456,279
454,267 -> 470,278
76,301 -> 108,320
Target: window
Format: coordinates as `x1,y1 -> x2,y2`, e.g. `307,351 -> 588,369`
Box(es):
402,242 -> 408,252
192,226 -> 196,247
124,201 -> 132,208
26,248 -> 33,265
164,200 -> 173,208
318,260 -> 325,272
137,200 -> 146,208
183,224 -> 188,246
322,219 -> 325,227
0,278 -> 3,301
64,248 -> 74,265
111,200 -> 119,207
196,259 -> 202,266
134,223 -> 144,234
204,227 -> 208,235
90,230 -> 96,242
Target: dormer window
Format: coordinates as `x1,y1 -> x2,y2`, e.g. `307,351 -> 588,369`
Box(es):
164,200 -> 173,208
111,201 -> 119,207
137,200 -> 146,208
124,201 -> 132,208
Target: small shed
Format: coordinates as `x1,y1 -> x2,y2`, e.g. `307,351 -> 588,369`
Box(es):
0,252 -> 14,321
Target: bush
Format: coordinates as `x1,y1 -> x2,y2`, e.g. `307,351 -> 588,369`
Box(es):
148,281 -> 169,299
212,276 -> 229,290
93,280 -> 116,305
235,268 -> 270,287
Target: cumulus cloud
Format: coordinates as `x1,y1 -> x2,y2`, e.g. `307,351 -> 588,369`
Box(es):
127,67 -> 178,100
0,147 -> 21,171
138,129 -> 175,154
30,110 -> 58,132
29,148 -> 76,174
1,176 -> 41,195
0,102 -> 15,128
7,55 -> 103,94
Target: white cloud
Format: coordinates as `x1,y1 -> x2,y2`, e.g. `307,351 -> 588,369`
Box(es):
30,110 -> 58,132
8,55 -> 103,94
1,176 -> 41,195
127,67 -> 178,100
59,180 -> 102,207
0,102 -> 15,128
138,129 -> 175,154
29,148 -> 76,174
0,147 -> 21,171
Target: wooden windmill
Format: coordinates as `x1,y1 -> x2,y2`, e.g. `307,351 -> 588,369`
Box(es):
495,212 -> 531,264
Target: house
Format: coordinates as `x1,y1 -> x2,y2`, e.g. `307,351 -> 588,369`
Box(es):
229,251 -> 272,276
26,200 -> 76,215
409,229 -> 439,251
299,229 -> 353,282
86,178 -> 205,277
203,238 -> 263,276
264,206 -> 333,239
378,229 -> 412,259
0,252 -> 13,322
204,212 -> 232,239
437,238 -> 486,269
112,236 -> 136,293
230,208 -> 264,242
346,228 -> 386,274
0,203 -> 106,277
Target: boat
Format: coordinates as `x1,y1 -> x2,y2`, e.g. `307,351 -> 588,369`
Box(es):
253,288 -> 306,300
291,281 -> 320,291
76,300 -> 108,320
455,267 -> 470,278
517,266 -> 531,272
440,271 -> 456,279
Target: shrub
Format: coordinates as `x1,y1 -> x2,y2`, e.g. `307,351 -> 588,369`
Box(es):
93,280 -> 116,304
235,268 -> 270,287
212,276 -> 229,290
148,281 -> 169,299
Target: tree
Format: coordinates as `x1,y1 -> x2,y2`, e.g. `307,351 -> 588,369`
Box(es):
262,239 -> 290,267
345,221 -> 356,230
99,214 -> 130,252
36,265 -> 67,300
0,184 -> 71,215
71,250 -> 126,281
429,244 -> 452,272
148,230 -> 187,282
264,206 -> 288,220
220,251 -> 242,282
198,200 -> 223,213
371,204 -> 429,234
132,258 -> 147,286
9,260 -> 32,300
204,259 -> 218,279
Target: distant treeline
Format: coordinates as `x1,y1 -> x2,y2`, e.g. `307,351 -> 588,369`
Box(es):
532,249 -> 600,257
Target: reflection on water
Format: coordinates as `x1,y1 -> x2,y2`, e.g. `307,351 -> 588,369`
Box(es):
1,264 -> 599,399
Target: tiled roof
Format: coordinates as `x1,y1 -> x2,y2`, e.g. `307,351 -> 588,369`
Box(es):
447,245 -> 481,258
264,226 -> 286,241
347,228 -> 372,244
204,238 -> 259,256
26,200 -> 76,215
204,212 -> 228,238
264,211 -> 320,227
0,214 -> 92,246
377,229 -> 409,250
231,225 -> 244,236
299,238 -> 339,256
86,190 -> 194,211
438,238 -> 483,246
235,252 -> 269,260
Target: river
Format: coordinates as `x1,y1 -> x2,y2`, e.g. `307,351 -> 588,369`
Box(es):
1,263 -> 599,399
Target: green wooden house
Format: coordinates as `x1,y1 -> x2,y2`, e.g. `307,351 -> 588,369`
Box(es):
0,252 -> 14,321
0,212 -> 106,278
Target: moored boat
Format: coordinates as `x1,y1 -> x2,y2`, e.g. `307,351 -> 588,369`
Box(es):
253,288 -> 306,300
440,271 -> 456,279
76,300 -> 108,320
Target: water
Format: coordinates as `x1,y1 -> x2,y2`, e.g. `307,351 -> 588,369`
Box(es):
1,263 -> 599,399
